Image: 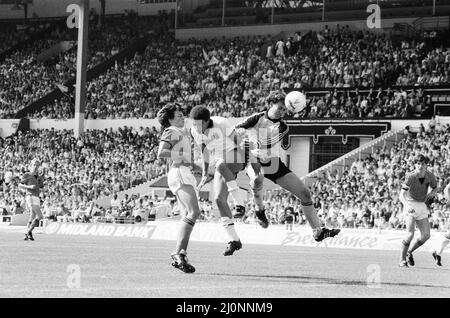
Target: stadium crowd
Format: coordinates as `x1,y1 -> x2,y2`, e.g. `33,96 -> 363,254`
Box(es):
0,22 -> 39,54
0,126 -> 167,219
23,25 -> 450,120
0,14 -> 169,119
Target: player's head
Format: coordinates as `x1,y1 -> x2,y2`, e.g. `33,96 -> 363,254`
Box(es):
157,103 -> 184,131
266,91 -> 287,119
29,158 -> 40,174
414,154 -> 429,172
189,105 -> 211,134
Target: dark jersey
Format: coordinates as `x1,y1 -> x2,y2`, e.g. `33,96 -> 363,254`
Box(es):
20,173 -> 43,197
402,170 -> 437,202
235,111 -> 289,160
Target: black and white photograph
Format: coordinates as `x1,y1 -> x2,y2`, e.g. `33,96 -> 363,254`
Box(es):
0,0 -> 450,302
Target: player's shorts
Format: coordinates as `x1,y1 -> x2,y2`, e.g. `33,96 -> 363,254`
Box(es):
167,165 -> 197,194
258,157 -> 292,184
25,195 -> 43,221
214,148 -> 247,171
402,200 -> 429,221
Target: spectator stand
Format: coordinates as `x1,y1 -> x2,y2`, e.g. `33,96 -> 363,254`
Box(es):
15,33 -> 152,119
0,18 -> 65,63
8,26 -> 450,121
299,85 -> 450,120
302,128 -> 408,187
14,22 -> 158,119
94,172 -> 168,209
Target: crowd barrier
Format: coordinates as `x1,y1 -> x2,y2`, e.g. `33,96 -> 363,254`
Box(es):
42,221 -> 450,253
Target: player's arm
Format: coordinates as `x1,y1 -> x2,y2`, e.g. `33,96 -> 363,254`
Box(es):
235,113 -> 261,147
18,175 -> 36,190
235,113 -> 261,130
157,129 -> 185,164
235,114 -> 263,158
444,178 -> 450,201
399,174 -> 412,203
233,116 -> 263,174
38,175 -> 44,188
260,120 -> 289,149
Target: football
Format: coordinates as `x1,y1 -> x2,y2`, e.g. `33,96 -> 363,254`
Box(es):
284,90 -> 307,113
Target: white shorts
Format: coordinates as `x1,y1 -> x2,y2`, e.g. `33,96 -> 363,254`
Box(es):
26,195 -> 43,221
402,200 -> 429,221
167,166 -> 197,194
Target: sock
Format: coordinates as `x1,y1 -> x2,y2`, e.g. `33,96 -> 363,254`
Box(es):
302,203 -> 322,230
401,240 -> 411,261
226,180 -> 246,207
174,217 -> 195,254
313,228 -> 323,237
222,217 -> 240,241
408,238 -> 425,254
437,235 -> 450,255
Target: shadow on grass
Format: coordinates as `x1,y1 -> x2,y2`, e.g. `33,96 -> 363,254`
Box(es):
202,272 -> 450,289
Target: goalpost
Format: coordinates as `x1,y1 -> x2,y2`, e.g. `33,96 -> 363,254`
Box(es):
69,0 -> 89,139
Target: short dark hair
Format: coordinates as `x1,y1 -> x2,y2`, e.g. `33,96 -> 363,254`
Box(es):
189,105 -> 210,121
266,91 -> 286,104
157,103 -> 181,131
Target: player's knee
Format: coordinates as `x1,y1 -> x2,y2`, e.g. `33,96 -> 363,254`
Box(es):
299,189 -> 312,204
250,176 -> 264,194
421,232 -> 431,242
186,207 -> 201,221
404,233 -> 414,243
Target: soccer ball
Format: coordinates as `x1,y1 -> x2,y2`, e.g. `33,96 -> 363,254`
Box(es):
284,91 -> 307,113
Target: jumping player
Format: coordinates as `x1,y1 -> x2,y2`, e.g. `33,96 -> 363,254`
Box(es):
157,103 -> 199,273
19,159 -> 44,241
398,154 -> 438,267
189,106 -> 264,256
431,177 -> 450,266
235,91 -> 340,242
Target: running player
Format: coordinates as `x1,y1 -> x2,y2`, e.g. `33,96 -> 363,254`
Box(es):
431,177 -> 450,266
157,103 -> 199,273
19,159 -> 44,241
398,154 -> 438,267
235,91 -> 340,242
189,105 -> 264,256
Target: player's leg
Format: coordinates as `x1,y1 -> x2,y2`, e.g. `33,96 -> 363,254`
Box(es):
432,229 -> 450,266
275,171 -> 340,241
24,196 -> 33,240
213,170 -> 242,256
26,198 -> 43,240
171,184 -> 200,273
174,184 -> 201,254
406,217 -> 431,266
216,151 -> 247,214
399,214 -> 415,267
246,163 -> 268,228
